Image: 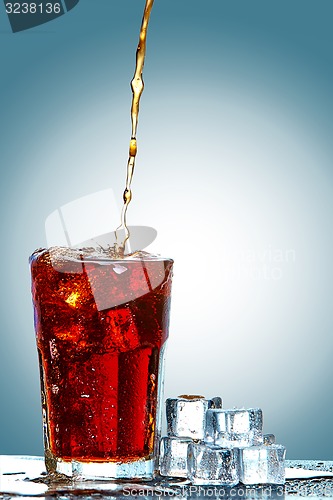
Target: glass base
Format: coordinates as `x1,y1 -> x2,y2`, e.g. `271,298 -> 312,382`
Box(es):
48,455 -> 155,480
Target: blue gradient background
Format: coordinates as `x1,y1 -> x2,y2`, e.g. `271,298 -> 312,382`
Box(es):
0,0 -> 332,459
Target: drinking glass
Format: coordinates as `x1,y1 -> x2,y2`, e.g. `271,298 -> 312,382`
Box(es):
30,247 -> 173,480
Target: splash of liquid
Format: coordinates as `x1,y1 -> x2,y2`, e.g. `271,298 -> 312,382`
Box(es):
116,0 -> 155,256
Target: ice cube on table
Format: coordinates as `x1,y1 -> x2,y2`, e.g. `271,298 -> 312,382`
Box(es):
263,434 -> 276,446
166,396 -> 222,440
187,443 -> 240,486
239,445 -> 286,485
159,436 -> 192,478
205,408 -> 263,448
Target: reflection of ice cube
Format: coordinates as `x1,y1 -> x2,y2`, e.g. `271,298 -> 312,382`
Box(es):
239,445 -> 286,484
263,434 -> 276,446
188,443 -> 240,486
166,396 -> 222,440
205,408 -> 263,448
159,436 -> 192,478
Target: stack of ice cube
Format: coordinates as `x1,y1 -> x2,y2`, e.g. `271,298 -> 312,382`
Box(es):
159,395 -> 286,486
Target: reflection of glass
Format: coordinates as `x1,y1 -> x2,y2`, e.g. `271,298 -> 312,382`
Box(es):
30,247 -> 173,479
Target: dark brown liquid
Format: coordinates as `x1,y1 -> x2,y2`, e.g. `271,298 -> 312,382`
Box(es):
30,248 -> 173,463
116,0 -> 155,253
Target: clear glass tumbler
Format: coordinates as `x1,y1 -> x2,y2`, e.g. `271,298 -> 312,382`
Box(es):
30,247 -> 173,480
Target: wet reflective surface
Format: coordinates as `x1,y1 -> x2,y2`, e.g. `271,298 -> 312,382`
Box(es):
2,456 -> 333,498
